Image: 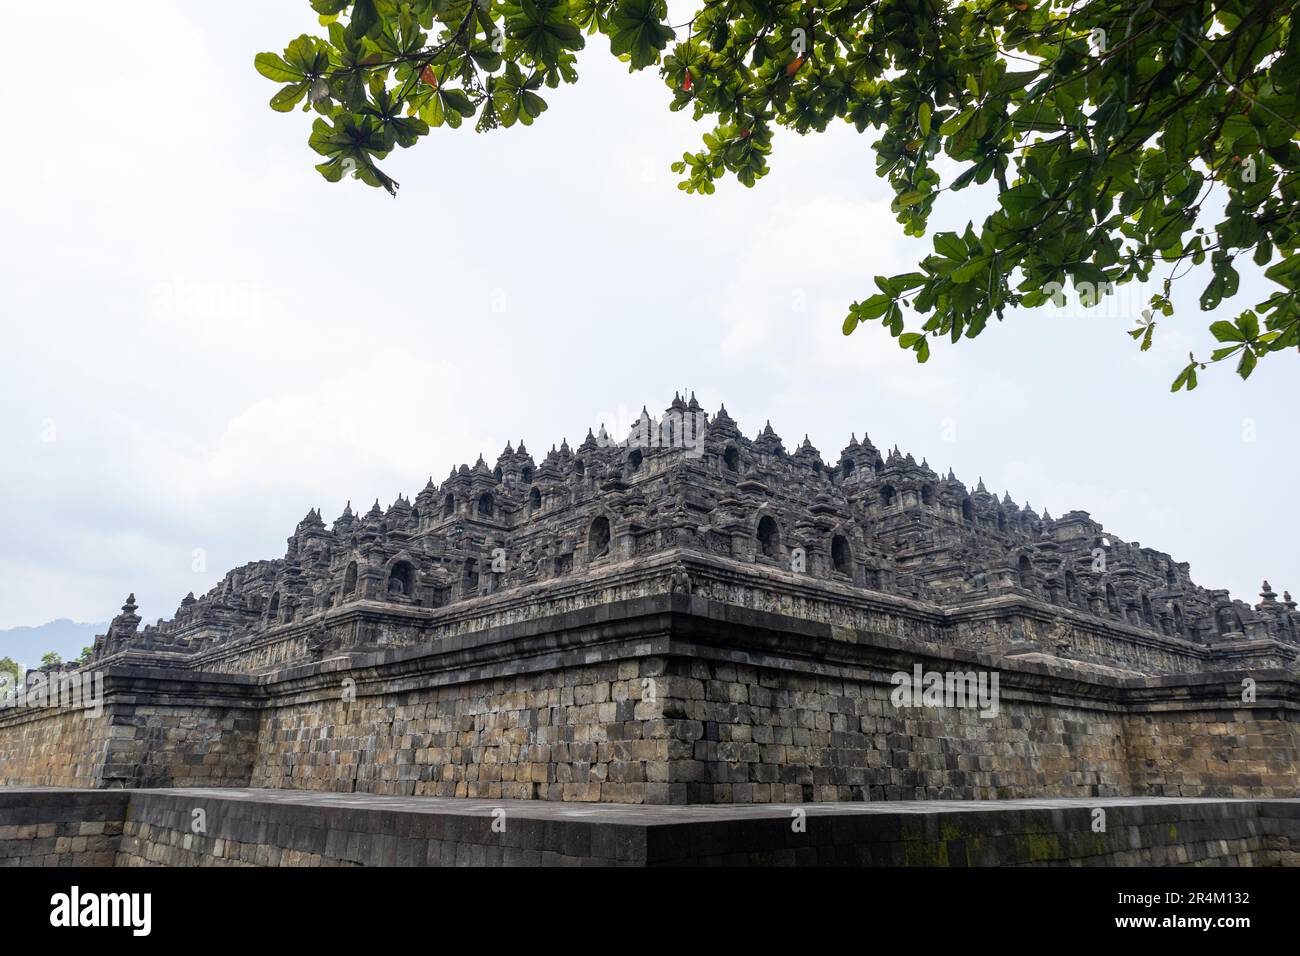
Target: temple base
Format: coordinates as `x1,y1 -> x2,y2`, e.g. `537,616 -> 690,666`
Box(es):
2,787 -> 1298,867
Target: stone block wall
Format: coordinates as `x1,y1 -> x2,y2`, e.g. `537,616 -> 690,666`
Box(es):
0,708 -> 112,788
97,704 -> 262,789
0,790 -> 128,866
1,596 -> 1298,805
656,661 -> 1131,803
653,660 -> 1300,804
0,671 -> 262,790
252,656 -> 672,801
1123,710 -> 1300,799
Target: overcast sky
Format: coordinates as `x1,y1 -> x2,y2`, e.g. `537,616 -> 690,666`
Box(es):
0,2 -> 1294,631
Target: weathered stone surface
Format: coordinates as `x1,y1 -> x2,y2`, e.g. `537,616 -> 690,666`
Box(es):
2,396 -> 1297,804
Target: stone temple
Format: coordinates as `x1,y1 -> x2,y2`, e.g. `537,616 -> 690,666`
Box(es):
2,394 -> 1299,865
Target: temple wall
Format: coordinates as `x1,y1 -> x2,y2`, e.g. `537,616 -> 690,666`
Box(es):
2,595 -> 1297,804
0,702 -> 260,790
657,663 -> 1300,804
0,707 -> 112,789
0,790 -> 128,867
1123,705 -> 1300,798
657,663 -> 1130,803
250,657 -> 673,800
0,671 -> 261,790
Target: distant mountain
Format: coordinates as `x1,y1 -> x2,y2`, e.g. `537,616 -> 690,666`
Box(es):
0,619 -> 106,671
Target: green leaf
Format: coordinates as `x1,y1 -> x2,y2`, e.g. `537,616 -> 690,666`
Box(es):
609,0 -> 674,71
853,294 -> 892,321
1209,320 -> 1243,343
270,83 -> 309,112
1171,364 -> 1198,392
255,53 -> 302,83
1237,347 -> 1257,379
521,91 -> 548,120
442,89 -> 475,116
933,233 -> 966,260
1237,311 -> 1259,341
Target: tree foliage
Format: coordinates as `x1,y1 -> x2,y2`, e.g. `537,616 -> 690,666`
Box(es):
259,0 -> 1300,388
0,656 -> 18,697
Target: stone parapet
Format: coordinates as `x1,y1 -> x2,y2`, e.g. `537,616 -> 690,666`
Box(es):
2,788 -> 1297,867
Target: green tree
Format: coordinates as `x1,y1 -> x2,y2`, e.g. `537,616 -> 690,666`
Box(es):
0,656 -> 19,698
259,1 -> 1300,388
39,651 -> 62,669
